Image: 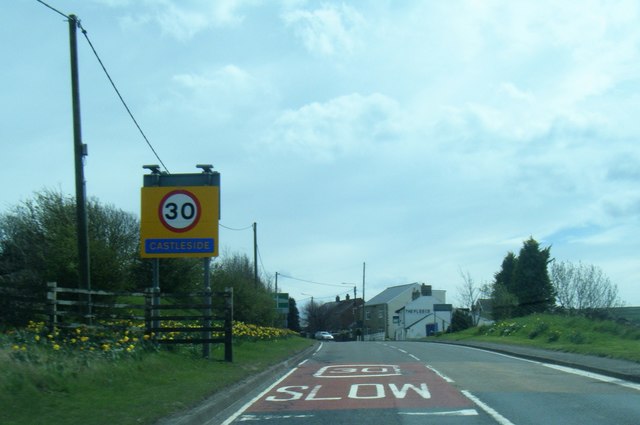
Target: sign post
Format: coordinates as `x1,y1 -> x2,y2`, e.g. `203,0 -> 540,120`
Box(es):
274,293 -> 289,328
140,164 -> 220,358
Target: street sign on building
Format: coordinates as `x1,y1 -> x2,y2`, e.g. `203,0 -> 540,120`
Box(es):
140,167 -> 220,258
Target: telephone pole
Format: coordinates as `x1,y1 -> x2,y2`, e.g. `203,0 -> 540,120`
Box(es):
69,14 -> 91,320
253,222 -> 258,288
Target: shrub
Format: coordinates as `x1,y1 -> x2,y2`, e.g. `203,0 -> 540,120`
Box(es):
528,321 -> 549,339
547,330 -> 561,342
568,331 -> 586,344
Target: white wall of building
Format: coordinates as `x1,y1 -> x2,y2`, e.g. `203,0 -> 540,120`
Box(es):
393,294 -> 452,340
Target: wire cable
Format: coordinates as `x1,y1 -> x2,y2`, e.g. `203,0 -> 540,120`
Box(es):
256,245 -> 269,280
277,274 -> 346,288
35,0 -> 171,173
78,25 -> 170,173
220,223 -> 254,231
36,0 -> 68,19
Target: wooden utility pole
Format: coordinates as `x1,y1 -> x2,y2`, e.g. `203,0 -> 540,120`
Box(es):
69,14 -> 91,321
253,222 -> 258,288
362,261 -> 366,340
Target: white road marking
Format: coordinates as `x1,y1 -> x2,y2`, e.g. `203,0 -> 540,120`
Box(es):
388,344 -> 420,361
219,367 -> 300,425
461,390 -> 516,425
238,414 -> 314,421
455,345 -> 640,392
400,409 -> 479,416
543,363 -> 640,392
425,364 -> 455,383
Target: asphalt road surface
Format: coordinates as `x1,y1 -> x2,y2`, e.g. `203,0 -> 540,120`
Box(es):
214,341 -> 640,424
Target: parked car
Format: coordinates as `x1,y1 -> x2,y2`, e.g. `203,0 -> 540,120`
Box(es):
315,331 -> 334,340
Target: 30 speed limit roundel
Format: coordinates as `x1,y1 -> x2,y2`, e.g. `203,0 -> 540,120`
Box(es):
158,190 -> 202,232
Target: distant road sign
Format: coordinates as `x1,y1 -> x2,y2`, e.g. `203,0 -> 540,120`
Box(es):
141,185 -> 219,258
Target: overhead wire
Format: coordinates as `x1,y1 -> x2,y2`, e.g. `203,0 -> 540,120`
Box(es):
36,0 -> 67,18
35,0 -> 171,173
277,274 -> 346,288
256,245 -> 269,281
220,223 -> 254,231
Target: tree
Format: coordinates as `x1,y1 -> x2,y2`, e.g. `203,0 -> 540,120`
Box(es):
512,237 -> 554,316
494,252 -> 518,295
450,309 -> 474,332
0,190 -> 139,294
457,269 -> 479,312
131,257 -> 203,293
211,253 -> 276,326
491,252 -> 519,320
490,283 -> 518,321
287,297 -> 301,332
302,299 -> 332,334
551,260 -> 621,312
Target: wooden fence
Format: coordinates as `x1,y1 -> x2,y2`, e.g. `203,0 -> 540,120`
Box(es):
5,282 -> 234,361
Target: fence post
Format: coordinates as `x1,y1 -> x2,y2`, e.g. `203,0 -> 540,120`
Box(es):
144,288 -> 152,336
224,287 -> 233,362
47,282 -> 57,330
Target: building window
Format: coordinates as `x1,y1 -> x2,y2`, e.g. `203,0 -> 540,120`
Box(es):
378,310 -> 383,319
365,310 -> 371,320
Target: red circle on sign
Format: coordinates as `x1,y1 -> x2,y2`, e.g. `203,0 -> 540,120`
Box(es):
158,190 -> 202,233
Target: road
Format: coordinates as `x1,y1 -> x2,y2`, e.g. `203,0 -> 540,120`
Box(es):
214,341 -> 640,424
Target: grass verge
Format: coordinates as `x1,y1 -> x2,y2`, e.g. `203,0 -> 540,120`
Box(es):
0,337 -> 315,425
430,313 -> 640,363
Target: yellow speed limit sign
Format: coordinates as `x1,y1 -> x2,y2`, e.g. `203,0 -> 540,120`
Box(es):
140,185 -> 219,258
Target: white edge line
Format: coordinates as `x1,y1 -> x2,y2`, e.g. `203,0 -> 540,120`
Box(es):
453,345 -> 640,392
543,363 -> 640,392
220,366 -> 300,425
461,390 -> 515,425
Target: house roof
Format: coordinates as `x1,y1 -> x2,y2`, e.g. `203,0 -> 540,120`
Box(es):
366,283 -> 420,306
475,298 -> 493,314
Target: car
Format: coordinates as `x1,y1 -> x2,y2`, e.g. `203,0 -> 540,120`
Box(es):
315,331 -> 334,341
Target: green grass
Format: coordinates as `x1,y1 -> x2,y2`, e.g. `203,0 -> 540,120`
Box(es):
0,337 -> 315,425
431,313 -> 640,363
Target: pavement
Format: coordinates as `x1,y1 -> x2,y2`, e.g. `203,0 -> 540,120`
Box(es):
155,339 -> 640,424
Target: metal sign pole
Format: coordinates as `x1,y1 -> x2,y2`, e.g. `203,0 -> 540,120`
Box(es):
203,257 -> 211,358
152,258 -> 160,332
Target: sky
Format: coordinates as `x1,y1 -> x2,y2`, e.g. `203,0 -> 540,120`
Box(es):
2,0 -> 639,307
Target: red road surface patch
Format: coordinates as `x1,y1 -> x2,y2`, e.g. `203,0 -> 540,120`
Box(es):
247,362 -> 473,413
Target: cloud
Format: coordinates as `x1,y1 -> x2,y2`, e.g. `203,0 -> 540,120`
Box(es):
607,155 -> 640,182
282,3 -> 365,56
261,93 -> 402,161
119,0 -> 250,40
170,64 -> 275,120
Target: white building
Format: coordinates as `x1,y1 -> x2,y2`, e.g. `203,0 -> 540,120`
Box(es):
394,293 -> 452,340
364,283 -> 452,340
